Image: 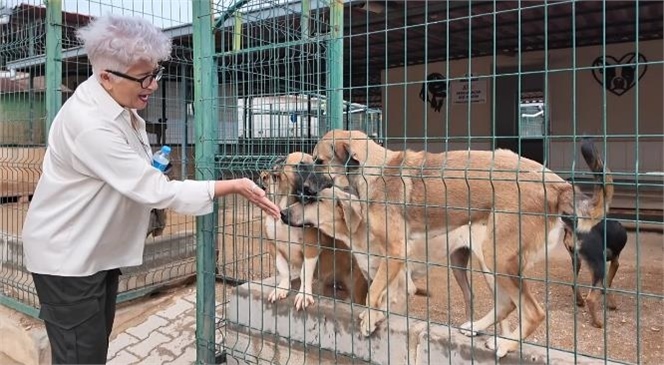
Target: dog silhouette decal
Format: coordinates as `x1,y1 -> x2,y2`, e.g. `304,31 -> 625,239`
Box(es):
419,72 -> 447,112
591,52 -> 647,96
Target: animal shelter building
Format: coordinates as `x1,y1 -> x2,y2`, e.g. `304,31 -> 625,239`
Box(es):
0,1 -> 662,364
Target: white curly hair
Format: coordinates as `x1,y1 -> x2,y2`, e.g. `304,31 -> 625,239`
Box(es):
76,14 -> 172,78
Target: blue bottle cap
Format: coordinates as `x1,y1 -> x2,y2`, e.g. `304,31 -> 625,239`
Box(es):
162,145 -> 171,154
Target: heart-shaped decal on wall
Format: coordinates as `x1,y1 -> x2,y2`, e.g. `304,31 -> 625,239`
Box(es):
591,52 -> 648,97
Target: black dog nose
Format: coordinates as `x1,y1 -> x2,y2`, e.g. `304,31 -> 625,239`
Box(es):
280,210 -> 288,223
613,78 -> 625,89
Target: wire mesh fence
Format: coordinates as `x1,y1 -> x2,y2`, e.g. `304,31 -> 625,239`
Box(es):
1,0 -> 198,318
0,0 -> 662,364
206,1 -> 663,365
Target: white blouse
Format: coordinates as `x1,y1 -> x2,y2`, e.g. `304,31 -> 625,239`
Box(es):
22,75 -> 215,276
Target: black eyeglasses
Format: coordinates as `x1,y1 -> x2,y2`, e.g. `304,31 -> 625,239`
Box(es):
104,66 -> 164,89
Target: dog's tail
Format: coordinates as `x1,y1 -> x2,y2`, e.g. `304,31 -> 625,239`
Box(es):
561,138 -> 614,232
580,138 -> 614,219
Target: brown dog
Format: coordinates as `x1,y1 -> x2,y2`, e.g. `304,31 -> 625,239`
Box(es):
301,130 -> 613,357
282,185 -> 513,336
258,152 -> 368,307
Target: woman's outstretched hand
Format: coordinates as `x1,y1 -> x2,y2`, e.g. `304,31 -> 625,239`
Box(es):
234,178 -> 280,219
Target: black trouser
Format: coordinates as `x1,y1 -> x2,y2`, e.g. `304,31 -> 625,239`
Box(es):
32,269 -> 121,365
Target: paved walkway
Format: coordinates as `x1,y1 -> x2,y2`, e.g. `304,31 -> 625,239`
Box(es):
107,287 -> 198,365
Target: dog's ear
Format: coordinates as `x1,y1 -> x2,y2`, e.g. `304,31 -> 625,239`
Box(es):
257,170 -> 271,186
269,155 -> 286,172
333,140 -> 360,167
336,191 -> 362,234
622,65 -> 636,80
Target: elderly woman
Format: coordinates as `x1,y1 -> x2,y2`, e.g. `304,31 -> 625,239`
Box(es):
21,14 -> 280,364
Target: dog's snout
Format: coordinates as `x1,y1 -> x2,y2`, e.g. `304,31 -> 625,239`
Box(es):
613,78 -> 626,89
280,209 -> 289,224
302,185 -> 316,198
301,173 -> 332,198
299,180 -> 319,201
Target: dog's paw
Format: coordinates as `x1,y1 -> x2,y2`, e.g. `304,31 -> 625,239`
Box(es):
485,338 -> 497,351
294,292 -> 315,311
574,288 -> 585,307
459,321 -> 480,337
496,345 -> 510,359
267,287 -> 289,303
607,298 -> 618,311
486,338 -> 516,358
591,319 -> 604,329
359,309 -> 385,337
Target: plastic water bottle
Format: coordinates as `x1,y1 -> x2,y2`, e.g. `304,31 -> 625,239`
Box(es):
152,145 -> 171,172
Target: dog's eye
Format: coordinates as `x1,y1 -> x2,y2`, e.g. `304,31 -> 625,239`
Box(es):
315,158 -> 325,165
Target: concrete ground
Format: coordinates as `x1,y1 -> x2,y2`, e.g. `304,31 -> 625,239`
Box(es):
0,283 -> 201,365
106,286 -> 198,365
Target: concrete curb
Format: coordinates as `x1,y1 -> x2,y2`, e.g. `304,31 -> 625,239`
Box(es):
0,304 -> 50,365
224,277 -> 622,365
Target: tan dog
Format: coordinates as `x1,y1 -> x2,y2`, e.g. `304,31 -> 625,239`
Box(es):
301,130 -> 613,357
281,185 -> 422,313
258,152 -> 368,308
282,185 -> 512,336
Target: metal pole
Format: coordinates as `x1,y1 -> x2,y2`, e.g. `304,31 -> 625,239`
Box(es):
233,11 -> 242,52
45,0 -> 62,142
181,62 -> 188,180
192,0 -> 218,363
326,0 -> 344,131
160,75 -> 167,146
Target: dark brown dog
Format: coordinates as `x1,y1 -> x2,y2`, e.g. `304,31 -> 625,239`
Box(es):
563,218 -> 628,328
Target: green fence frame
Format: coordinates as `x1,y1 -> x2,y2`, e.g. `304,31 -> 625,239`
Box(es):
0,0 -> 200,331
192,0 -> 344,362
192,1 -> 218,363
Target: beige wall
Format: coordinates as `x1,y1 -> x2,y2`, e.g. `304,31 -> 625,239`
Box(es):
381,40 -> 663,175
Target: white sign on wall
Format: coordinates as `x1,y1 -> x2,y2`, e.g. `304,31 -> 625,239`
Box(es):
450,76 -> 487,104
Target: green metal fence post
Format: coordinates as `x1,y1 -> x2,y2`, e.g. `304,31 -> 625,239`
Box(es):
180,62 -> 189,181
192,1 -> 218,364
326,0 -> 344,131
45,0 -> 62,142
